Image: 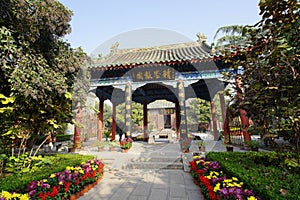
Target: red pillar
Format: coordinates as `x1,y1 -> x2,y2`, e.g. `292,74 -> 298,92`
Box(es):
143,101 -> 148,142
74,103 -> 82,148
112,102 -> 116,141
210,100 -> 219,141
97,97 -> 104,141
175,100 -> 180,140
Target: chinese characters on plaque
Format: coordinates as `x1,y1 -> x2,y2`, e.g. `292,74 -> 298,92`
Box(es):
132,67 -> 175,82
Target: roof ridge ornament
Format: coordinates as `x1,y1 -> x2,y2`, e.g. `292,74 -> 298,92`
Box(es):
196,32 -> 207,43
110,42 -> 119,54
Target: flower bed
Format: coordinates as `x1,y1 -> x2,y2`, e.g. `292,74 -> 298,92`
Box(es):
190,155 -> 261,200
0,158 -> 105,200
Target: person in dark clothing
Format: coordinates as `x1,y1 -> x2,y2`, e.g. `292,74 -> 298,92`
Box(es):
116,124 -> 125,142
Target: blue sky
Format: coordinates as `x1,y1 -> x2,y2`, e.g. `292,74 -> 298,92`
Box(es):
59,0 -> 261,56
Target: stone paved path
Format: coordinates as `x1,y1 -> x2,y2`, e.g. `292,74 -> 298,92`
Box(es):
76,138 -> 249,200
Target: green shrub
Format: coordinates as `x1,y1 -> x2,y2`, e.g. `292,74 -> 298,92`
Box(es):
207,152 -> 300,200
0,154 -> 95,193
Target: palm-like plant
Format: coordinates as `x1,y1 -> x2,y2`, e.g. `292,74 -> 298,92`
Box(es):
213,25 -> 250,48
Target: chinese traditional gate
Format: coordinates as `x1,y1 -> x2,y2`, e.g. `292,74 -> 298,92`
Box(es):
88,34 -> 242,142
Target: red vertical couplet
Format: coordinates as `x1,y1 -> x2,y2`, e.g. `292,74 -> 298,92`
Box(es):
74,103 -> 82,148
143,101 -> 148,141
112,103 -> 116,141
98,97 -> 104,141
210,100 -> 219,141
235,75 -> 251,142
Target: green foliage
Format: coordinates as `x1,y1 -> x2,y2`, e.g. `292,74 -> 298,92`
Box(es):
213,25 -> 252,47
117,102 -> 143,130
187,98 -> 211,125
5,153 -> 52,174
0,0 -> 88,152
207,152 -> 300,199
222,0 -> 300,164
0,154 -> 95,192
244,140 -> 261,148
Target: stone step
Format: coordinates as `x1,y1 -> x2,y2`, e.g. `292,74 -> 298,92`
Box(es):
131,157 -> 181,163
124,162 -> 183,170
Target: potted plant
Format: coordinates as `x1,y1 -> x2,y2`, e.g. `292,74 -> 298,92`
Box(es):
179,138 -> 191,153
67,143 -> 76,152
120,137 -> 133,152
108,140 -> 118,151
93,140 -> 107,152
245,140 -> 260,151
223,138 -> 234,152
197,140 -> 206,152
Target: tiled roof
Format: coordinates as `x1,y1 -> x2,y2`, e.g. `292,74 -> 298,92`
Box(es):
90,40 -> 213,69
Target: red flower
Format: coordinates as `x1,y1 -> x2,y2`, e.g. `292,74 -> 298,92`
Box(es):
49,186 -> 59,198
38,192 -> 47,200
64,182 -> 71,192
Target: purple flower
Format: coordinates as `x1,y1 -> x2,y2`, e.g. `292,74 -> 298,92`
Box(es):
28,189 -> 36,197
0,197 -> 5,200
208,161 -> 221,171
235,188 -> 244,200
40,181 -> 50,189
220,188 -> 229,197
244,189 -> 254,196
26,180 -> 38,191
55,172 -> 61,176
72,172 -> 79,180
58,174 -> 66,183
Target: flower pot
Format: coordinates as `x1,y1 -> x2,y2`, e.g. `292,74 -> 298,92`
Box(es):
226,146 -> 233,152
109,146 -> 115,151
199,147 -> 205,152
98,147 -> 104,152
70,195 -> 77,200
68,147 -> 76,153
122,148 -> 129,153
182,149 -> 189,153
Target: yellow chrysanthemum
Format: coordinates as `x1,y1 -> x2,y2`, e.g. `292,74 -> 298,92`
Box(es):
50,174 -> 56,178
227,183 -> 234,187
20,194 -> 29,200
234,183 -> 242,187
196,160 -> 201,165
81,162 -> 86,165
20,193 -> 30,200
193,155 -> 199,159
1,191 -> 12,198
43,179 -> 47,182
79,169 -> 84,174
223,179 -> 232,183
232,177 -> 238,181
247,196 -> 258,200
213,183 -> 221,192
59,181 -> 63,185
205,175 -> 212,179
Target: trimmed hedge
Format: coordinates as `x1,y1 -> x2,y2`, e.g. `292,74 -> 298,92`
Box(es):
0,154 -> 95,193
207,152 -> 300,200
